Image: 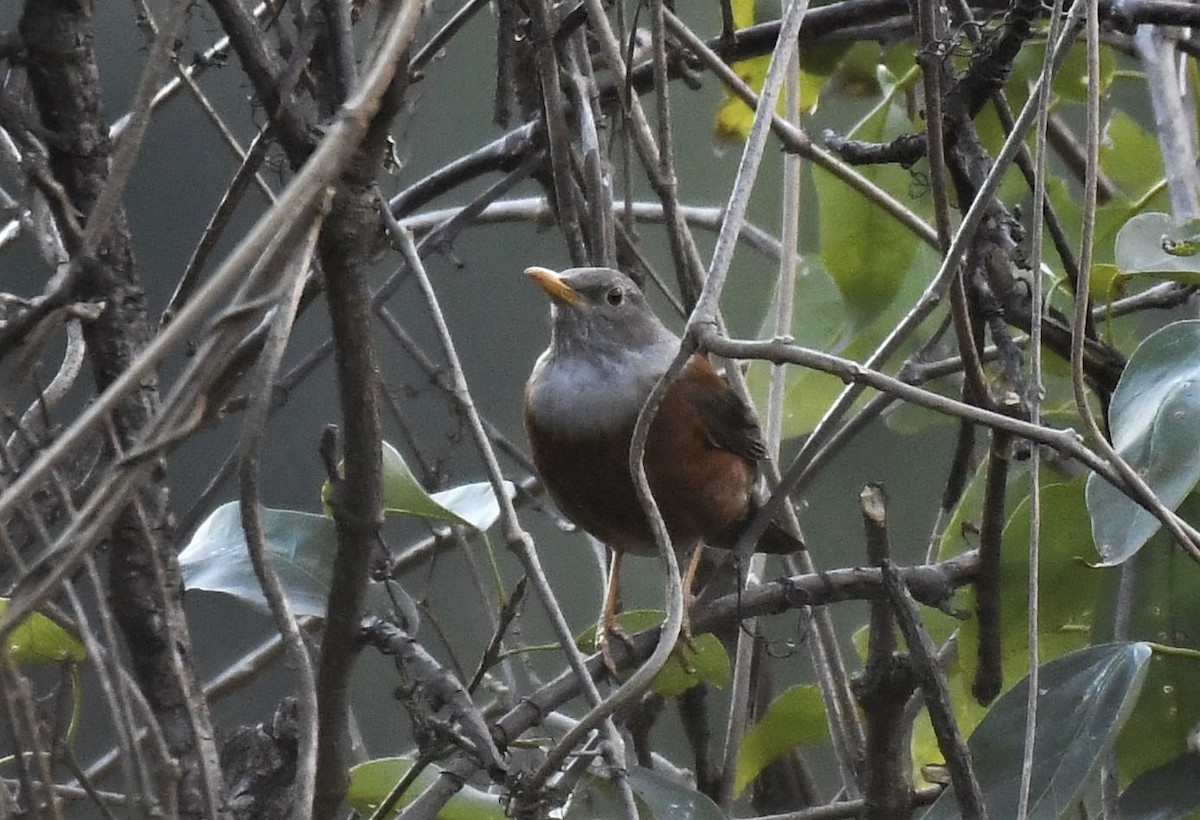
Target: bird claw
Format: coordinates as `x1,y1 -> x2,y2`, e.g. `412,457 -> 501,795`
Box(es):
597,620 -> 635,678
673,607 -> 699,674
682,586 -> 701,650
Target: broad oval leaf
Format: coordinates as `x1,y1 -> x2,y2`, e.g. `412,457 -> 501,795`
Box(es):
1012,41 -> 1115,103
323,441 -> 512,531
922,642 -> 1152,820
1093,496 -> 1200,782
714,54 -> 771,145
813,96 -> 920,321
347,756 -> 503,819
0,599 -> 86,664
1115,213 -> 1200,282
1118,754 -> 1200,820
180,502 -> 338,618
747,262 -> 848,439
963,478 -> 1102,700
1086,320 -> 1200,564
911,477 -> 1107,782
734,684 -> 828,796
713,0 -> 787,143
565,765 -> 723,820
181,502 -> 418,627
576,610 -> 730,697
429,481 -> 511,533
1100,112 -> 1166,202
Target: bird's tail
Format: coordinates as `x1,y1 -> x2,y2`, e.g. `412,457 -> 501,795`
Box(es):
756,518 -> 805,554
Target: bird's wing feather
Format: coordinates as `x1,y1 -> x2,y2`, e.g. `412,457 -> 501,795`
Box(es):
677,355 -> 768,462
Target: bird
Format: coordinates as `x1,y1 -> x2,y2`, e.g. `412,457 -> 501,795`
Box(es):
522,265 -> 801,664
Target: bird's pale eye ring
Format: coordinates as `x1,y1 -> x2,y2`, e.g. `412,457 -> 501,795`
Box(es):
605,287 -> 624,306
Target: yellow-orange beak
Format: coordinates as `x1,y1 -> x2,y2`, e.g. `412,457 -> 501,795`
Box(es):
525,266 -> 582,307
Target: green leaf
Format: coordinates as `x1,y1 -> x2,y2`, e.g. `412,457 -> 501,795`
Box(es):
1043,176 -> 1152,272
963,478 -> 1103,671
714,54 -> 772,144
347,756 -> 503,819
1115,213 -> 1200,282
180,502 -> 417,627
1013,40 -> 1115,103
713,0 -> 766,143
713,1 -> 843,141
566,765 -> 724,820
913,476 -> 1107,776
1101,112 -> 1166,202
922,642 -> 1152,820
734,684 -> 828,796
746,264 -> 848,438
322,441 -> 513,530
649,632 -> 729,697
1086,320 -> 1200,564
1090,263 -> 1129,308
576,610 -> 730,697
181,502 -> 337,617
755,239 -> 943,440
428,482 -> 512,532
1045,113 -> 1169,272
1094,497 -> 1200,782
813,90 -> 921,321
797,42 -> 853,112
1119,754 -> 1200,820
0,599 -> 85,664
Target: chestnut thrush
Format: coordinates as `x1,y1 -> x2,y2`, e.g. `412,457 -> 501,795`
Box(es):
523,266 -> 801,660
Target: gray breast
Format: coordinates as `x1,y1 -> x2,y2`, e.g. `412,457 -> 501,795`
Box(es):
527,340 -> 678,439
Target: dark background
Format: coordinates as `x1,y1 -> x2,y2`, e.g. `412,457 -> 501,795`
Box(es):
0,0 -> 953,778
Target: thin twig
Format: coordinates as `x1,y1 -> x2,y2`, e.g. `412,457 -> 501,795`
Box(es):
77,0 -> 191,264
0,0 -> 429,537
882,563 -> 986,819
663,9 -> 938,250
1016,0 -> 1064,807
972,431 -> 1012,705
236,201 -> 326,818
700,330 -> 1200,548
410,0 -> 492,74
718,6 -> 805,803
740,785 -> 944,819
1066,0 -> 1200,561
856,487 -> 917,818
1134,27 -> 1200,217
400,197 -> 783,260
738,0 -> 1092,563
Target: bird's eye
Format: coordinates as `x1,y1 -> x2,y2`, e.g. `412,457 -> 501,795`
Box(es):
605,287 -> 624,306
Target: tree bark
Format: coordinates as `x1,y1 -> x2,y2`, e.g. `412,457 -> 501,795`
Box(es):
19,1 -> 225,816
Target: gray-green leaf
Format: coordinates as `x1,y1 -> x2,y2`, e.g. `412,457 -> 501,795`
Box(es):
1115,212 -> 1200,281
565,766 -> 724,819
323,441 -> 513,531
1086,320 -> 1200,564
1118,755 -> 1200,820
347,756 -> 503,819
179,502 -> 416,626
923,642 -> 1151,820
180,502 -> 337,618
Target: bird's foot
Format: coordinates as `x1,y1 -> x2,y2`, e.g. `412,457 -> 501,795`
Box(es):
597,619 -> 635,679
673,602 -> 698,674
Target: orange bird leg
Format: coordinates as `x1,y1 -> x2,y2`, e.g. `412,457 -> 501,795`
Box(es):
597,551 -> 633,675
680,543 -> 704,652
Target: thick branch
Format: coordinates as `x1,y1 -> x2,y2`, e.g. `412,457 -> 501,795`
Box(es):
18,1 -> 224,816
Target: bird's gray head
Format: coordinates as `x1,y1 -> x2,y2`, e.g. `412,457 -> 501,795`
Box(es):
526,266 -> 676,359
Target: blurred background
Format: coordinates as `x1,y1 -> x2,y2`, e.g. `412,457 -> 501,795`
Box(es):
1,0 -> 959,792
